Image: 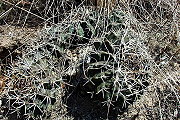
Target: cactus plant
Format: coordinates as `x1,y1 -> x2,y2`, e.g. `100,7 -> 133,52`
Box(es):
1,8 -> 152,119
75,38 -> 151,112
1,37 -> 67,119
63,9 -> 152,115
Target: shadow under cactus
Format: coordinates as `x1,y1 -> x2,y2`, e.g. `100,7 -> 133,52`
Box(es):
63,78 -> 119,120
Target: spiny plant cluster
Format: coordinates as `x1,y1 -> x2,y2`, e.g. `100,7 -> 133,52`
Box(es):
1,40 -> 66,119
61,8 -> 152,114
76,39 -> 151,112
1,8 -> 152,119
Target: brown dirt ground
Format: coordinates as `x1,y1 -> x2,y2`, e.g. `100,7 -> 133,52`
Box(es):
0,25 -> 39,58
